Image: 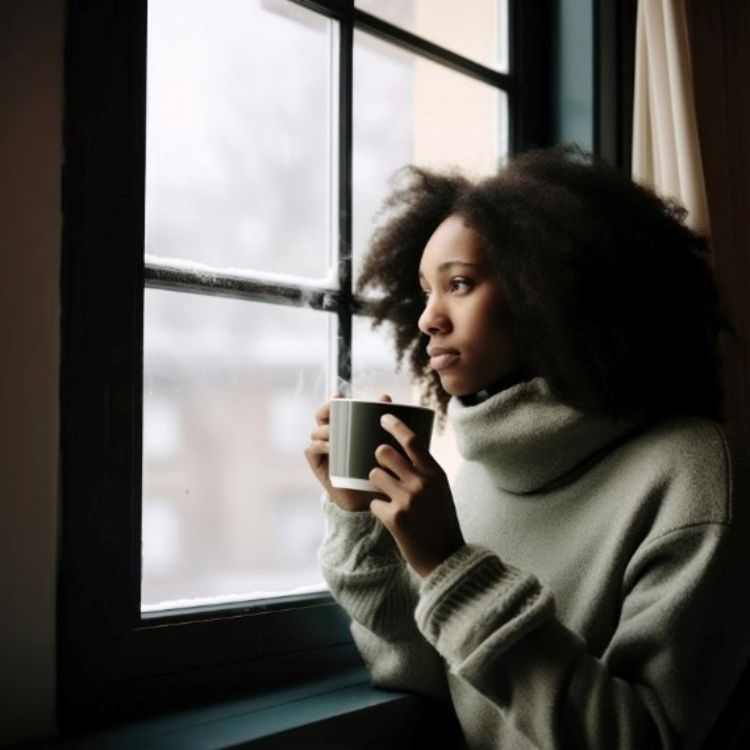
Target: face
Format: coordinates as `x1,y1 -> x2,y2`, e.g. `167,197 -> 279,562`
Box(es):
417,214 -> 522,397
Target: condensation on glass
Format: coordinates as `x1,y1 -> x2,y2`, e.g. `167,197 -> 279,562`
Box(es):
143,0 -> 337,611
145,0 -> 336,278
143,0 -> 508,612
355,0 -> 509,73
142,290 -> 333,611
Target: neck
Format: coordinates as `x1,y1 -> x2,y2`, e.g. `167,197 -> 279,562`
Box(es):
459,369 -> 531,407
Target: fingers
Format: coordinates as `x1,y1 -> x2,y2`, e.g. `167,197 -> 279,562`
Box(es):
310,423 -> 330,442
374,443 -> 412,481
379,414 -> 432,470
304,441 -> 330,479
305,439 -> 329,456
368,465 -> 402,498
314,401 -> 332,426
314,391 -> 342,426
369,497 -> 392,524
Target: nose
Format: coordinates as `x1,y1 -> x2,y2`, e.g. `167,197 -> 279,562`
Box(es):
418,294 -> 452,336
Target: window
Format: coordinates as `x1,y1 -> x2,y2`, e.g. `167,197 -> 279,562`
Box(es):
60,0 -> 551,729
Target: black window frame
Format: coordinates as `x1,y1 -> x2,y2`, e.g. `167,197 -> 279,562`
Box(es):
59,0 -> 553,731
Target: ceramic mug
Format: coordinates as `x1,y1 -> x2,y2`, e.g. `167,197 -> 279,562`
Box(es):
329,398 -> 435,491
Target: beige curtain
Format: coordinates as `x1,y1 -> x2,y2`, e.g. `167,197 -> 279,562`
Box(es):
632,0 -> 710,234
633,0 -> 750,443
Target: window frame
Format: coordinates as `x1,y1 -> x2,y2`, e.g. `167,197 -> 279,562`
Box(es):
59,0 -> 551,731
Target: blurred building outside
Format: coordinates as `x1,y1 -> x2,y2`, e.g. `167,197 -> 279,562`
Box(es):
142,0 -> 507,611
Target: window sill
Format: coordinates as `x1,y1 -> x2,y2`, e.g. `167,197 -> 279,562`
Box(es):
44,668 -> 462,749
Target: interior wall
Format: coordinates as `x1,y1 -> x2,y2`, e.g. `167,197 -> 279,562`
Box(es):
686,0 -> 750,445
0,0 -> 63,742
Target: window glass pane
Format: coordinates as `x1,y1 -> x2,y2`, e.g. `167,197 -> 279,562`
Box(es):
355,0 -> 508,72
146,0 -> 335,280
352,31 -> 507,279
142,289 -> 333,611
352,315 -> 462,481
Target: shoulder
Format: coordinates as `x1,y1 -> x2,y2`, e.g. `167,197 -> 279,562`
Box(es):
621,416 -> 747,533
635,416 -> 730,480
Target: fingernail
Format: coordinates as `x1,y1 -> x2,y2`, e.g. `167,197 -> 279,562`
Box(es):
380,414 -> 397,427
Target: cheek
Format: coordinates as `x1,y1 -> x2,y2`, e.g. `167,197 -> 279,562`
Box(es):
472,297 -> 506,343
474,304 -> 517,364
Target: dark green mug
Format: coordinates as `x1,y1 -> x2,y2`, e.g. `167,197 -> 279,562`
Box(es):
329,399 -> 435,491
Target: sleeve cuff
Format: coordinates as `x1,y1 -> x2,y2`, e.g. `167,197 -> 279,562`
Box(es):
317,495 -> 402,573
318,496 -> 420,639
415,544 -> 555,671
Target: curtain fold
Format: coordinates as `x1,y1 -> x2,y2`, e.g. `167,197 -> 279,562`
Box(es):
632,0 -> 709,234
633,0 -> 750,442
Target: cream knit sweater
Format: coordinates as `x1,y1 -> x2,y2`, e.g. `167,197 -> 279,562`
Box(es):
318,378 -> 750,749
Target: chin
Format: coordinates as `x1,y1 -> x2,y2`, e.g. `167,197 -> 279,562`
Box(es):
438,375 -> 474,398
440,368 -> 522,399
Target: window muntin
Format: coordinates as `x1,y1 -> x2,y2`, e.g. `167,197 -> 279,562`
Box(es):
353,29 -> 508,280
142,0 -> 510,614
58,0 -> 539,727
355,0 -> 509,73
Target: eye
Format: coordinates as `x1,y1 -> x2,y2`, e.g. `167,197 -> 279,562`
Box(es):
449,277 -> 473,294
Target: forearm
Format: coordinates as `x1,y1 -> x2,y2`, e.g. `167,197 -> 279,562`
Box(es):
351,620 -> 451,703
318,497 -> 420,638
415,545 -> 676,749
461,618 -> 666,749
318,497 -> 450,700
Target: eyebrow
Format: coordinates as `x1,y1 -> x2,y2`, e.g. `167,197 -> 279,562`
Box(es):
418,261 -> 484,279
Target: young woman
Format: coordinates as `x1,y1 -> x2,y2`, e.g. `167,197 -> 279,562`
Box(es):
304,146 -> 750,749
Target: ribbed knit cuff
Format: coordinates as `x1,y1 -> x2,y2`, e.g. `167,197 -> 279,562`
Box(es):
317,495 -> 401,572
415,544 -> 555,672
318,496 -> 419,640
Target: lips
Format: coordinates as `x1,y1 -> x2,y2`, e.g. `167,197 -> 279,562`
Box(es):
427,345 -> 460,372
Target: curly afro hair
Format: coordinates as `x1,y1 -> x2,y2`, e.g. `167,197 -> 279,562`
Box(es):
356,145 -> 728,423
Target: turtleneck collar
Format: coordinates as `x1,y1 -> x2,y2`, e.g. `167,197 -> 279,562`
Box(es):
448,377 -> 648,494
457,369 -> 530,407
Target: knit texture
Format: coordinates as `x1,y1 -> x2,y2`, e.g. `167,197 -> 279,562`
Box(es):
318,378 -> 750,749
415,544 -> 555,669
448,376 -> 647,493
318,499 -> 420,640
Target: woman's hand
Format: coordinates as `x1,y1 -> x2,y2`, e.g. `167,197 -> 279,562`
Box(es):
304,393 -> 392,512
369,414 -> 465,577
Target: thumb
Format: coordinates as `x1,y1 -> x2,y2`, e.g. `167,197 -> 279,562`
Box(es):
369,497 -> 391,524
378,393 -> 393,403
